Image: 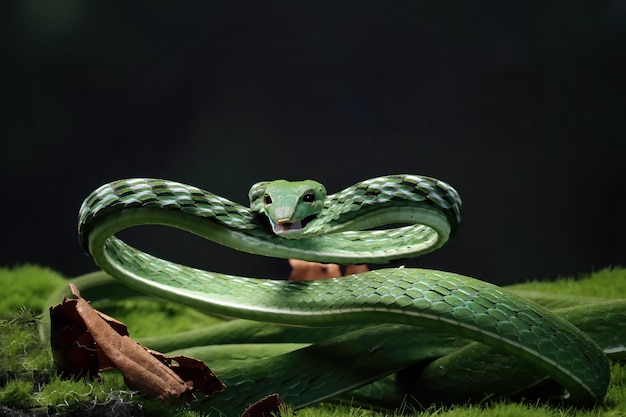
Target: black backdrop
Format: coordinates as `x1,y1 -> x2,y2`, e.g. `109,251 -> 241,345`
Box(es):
2,2 -> 624,285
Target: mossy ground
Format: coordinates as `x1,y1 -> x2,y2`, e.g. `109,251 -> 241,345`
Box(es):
0,265 -> 625,416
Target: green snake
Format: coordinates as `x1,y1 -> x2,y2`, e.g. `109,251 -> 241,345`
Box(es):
76,174 -> 614,414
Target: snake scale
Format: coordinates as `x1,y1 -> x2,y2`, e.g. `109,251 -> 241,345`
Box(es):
76,174 -> 613,414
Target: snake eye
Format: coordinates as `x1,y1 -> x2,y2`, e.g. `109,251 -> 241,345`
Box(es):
264,194 -> 272,205
302,193 -> 315,203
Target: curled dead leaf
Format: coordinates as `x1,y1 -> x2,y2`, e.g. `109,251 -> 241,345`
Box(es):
49,283 -> 225,402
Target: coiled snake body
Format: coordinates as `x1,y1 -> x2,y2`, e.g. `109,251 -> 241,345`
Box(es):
77,174 -> 611,414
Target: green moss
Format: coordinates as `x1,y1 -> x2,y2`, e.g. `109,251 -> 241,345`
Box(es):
33,372 -> 128,409
0,265 -> 66,314
1,379 -> 35,408
0,308 -> 53,378
507,267 -> 626,298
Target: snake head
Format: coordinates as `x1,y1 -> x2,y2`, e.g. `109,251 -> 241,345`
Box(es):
251,179 -> 326,237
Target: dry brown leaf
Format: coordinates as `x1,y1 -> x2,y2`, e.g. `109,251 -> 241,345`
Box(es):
49,283 -> 225,402
241,393 -> 286,417
288,259 -> 369,281
49,295 -> 123,377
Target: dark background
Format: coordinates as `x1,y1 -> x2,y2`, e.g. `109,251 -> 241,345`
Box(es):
2,2 -> 624,285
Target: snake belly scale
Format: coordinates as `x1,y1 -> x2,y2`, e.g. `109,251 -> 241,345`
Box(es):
77,174 -> 610,410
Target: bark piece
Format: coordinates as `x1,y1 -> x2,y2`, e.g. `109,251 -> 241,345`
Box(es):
288,259 -> 341,281
288,259 -> 369,281
345,264 -> 370,275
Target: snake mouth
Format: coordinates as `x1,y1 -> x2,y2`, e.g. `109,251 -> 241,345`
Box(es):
274,220 -> 303,233
272,215 -> 317,235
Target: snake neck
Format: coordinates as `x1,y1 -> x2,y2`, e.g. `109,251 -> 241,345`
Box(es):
78,174 -> 462,264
